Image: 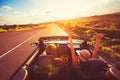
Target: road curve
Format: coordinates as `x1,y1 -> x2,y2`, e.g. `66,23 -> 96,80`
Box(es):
0,29 -> 43,80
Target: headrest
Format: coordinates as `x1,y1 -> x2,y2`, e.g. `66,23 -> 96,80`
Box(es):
38,55 -> 54,67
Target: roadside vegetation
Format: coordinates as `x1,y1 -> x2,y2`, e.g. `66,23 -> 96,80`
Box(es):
0,23 -> 50,32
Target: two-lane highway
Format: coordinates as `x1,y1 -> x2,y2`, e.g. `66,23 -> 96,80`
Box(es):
0,29 -> 43,80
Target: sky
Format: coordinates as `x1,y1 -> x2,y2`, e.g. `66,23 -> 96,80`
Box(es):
0,0 -> 120,25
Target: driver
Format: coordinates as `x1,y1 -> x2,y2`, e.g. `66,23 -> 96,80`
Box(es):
45,44 -> 70,79
45,44 -> 58,57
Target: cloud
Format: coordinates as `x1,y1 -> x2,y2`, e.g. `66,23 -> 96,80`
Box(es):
27,15 -> 41,20
0,14 -> 5,21
88,0 -> 120,15
108,0 -> 120,12
0,5 -> 14,12
103,0 -> 120,13
0,14 -> 4,18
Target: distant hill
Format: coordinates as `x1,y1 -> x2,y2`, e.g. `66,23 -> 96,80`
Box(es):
55,12 -> 120,29
0,12 -> 120,32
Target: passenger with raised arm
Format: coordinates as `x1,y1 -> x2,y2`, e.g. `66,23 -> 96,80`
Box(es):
78,33 -> 104,66
69,33 -> 104,70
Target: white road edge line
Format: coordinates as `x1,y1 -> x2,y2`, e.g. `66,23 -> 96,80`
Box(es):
0,31 -> 41,59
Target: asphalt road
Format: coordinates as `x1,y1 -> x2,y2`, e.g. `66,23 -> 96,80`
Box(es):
0,29 -> 43,80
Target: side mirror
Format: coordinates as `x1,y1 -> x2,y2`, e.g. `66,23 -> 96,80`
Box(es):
31,42 -> 39,47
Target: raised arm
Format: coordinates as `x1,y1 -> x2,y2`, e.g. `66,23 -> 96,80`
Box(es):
69,32 -> 79,69
92,33 -> 104,58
